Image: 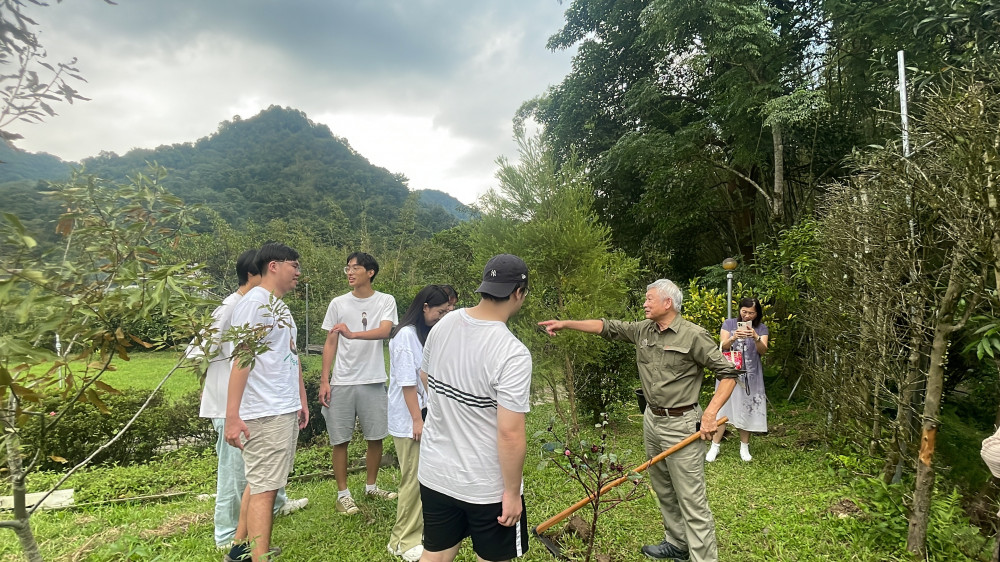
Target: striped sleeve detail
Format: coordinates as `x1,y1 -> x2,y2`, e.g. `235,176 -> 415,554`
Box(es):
428,375 -> 497,409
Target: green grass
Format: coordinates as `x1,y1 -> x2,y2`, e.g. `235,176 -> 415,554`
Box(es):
0,353 -> 992,561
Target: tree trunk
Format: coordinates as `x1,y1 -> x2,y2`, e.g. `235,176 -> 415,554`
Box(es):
890,308 -> 925,484
906,261 -> 963,556
771,122 -> 785,221
3,398 -> 43,562
564,353 -> 579,438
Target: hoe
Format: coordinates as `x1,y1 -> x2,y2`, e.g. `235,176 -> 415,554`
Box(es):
532,416 -> 728,559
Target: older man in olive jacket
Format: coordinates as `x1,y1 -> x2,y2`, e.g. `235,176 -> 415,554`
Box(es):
539,279 -> 737,562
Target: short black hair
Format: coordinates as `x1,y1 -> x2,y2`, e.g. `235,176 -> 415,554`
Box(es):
347,251 -> 379,282
738,297 -> 764,327
256,242 -> 299,276
235,249 -> 260,286
479,281 -> 528,303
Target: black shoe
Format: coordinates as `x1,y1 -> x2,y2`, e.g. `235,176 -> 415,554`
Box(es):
641,540 -> 690,560
223,546 -> 281,561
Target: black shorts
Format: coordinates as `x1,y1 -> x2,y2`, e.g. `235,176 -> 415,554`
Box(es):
420,484 -> 529,560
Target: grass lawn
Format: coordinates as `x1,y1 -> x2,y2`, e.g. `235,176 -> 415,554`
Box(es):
0,353 -> 992,561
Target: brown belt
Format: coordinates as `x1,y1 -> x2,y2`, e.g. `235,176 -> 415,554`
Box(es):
648,403 -> 696,417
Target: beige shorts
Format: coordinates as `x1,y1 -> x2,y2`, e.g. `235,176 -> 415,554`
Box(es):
242,413 -> 299,494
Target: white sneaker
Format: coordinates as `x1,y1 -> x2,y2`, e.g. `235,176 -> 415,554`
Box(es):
705,443 -> 720,463
400,545 -> 423,561
740,444 -> 752,462
277,497 -> 308,516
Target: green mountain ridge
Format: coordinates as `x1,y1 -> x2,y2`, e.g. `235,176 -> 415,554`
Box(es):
0,106 -> 471,242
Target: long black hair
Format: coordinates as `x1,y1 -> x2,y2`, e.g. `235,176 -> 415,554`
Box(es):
738,297 -> 764,327
392,285 -> 450,345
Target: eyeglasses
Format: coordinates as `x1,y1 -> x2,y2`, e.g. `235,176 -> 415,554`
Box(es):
344,265 -> 367,274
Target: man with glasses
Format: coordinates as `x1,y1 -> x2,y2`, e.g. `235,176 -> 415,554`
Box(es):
224,243 -> 309,562
319,252 -> 399,515
538,279 -> 738,562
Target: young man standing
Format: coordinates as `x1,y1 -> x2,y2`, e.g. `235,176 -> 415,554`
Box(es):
224,243 -> 309,562
319,251 -> 399,515
418,254 -> 533,562
194,249 -> 307,550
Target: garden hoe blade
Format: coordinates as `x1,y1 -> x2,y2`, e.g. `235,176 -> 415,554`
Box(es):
532,417 -> 727,559
532,526 -> 566,560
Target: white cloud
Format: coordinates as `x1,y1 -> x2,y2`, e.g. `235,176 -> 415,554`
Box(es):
7,0 -> 575,205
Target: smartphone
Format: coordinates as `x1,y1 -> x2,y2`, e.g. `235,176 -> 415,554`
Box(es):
737,321 -> 751,332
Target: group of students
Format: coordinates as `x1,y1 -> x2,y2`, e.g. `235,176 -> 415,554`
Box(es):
199,242 -> 772,562
198,244 -> 534,562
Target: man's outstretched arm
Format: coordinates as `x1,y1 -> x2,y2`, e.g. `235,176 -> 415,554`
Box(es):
537,319 -> 604,336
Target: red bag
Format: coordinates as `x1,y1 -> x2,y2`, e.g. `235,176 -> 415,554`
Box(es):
722,350 -> 743,370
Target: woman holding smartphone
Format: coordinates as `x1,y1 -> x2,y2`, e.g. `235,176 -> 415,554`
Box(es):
386,285 -> 451,561
706,296 -> 769,462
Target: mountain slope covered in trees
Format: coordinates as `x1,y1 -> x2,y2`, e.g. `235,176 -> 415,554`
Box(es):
0,106 -> 470,242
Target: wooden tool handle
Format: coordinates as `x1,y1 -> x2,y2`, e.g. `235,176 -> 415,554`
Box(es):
534,416 -> 727,534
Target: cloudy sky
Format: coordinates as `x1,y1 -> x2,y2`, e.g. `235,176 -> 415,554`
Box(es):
9,1 -> 577,204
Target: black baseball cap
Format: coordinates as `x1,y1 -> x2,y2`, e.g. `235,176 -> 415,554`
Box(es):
475,254 -> 528,298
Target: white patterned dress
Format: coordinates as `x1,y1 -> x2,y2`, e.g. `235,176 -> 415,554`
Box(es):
716,317 -> 769,432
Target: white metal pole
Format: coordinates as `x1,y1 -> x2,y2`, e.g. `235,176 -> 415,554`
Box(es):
897,50 -> 910,158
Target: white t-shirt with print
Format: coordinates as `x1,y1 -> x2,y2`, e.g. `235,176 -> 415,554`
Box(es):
229,286 -> 301,420
417,309 -> 532,504
387,325 -> 427,439
321,291 -> 398,385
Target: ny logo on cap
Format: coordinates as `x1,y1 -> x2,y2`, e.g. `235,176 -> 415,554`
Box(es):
491,270 -> 497,277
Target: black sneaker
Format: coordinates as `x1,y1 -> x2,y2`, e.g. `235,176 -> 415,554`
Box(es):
641,540 -> 690,560
223,546 -> 281,561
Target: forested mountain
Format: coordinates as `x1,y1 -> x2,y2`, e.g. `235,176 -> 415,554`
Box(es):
0,106 -> 469,243
0,143 -> 70,182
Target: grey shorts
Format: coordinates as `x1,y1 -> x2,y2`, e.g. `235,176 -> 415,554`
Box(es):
321,383 -> 389,445
242,413 -> 298,494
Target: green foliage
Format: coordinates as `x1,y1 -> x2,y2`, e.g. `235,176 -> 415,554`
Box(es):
473,133 -> 640,431
0,401 -> 990,560
829,472 -> 990,561
575,343 -> 640,423
1,166 -> 213,434
682,281 -> 728,334
19,388 -> 211,471
65,106 -> 461,241
0,144 -> 70,183
535,412 -> 644,562
4,447 -> 218,504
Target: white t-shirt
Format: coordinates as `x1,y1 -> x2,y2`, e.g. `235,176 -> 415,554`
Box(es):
387,325 -> 427,439
417,309 -> 532,504
196,291 -> 242,419
229,286 -> 302,420
321,291 -> 398,385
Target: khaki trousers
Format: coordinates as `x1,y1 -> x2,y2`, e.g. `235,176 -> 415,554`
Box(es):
389,436 -> 423,554
643,406 -> 718,562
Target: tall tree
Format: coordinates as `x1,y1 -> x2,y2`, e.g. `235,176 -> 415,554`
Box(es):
473,132 -> 639,434
0,168 -> 211,561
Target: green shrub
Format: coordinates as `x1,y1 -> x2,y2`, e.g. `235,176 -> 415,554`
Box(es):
576,343 -> 641,423
21,388 -> 213,470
